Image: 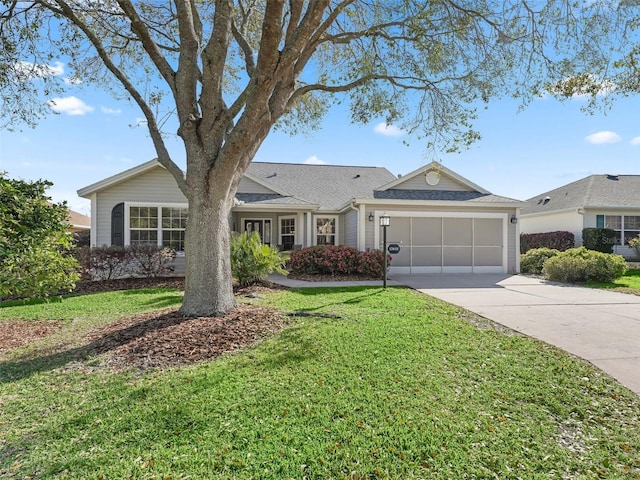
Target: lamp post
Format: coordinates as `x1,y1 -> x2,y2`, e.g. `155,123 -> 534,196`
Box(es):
380,214 -> 390,289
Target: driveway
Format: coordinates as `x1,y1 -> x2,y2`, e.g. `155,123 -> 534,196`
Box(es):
393,274 -> 640,396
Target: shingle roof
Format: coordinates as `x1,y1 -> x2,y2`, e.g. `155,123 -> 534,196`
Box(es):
246,162 -> 397,211
522,175 -> 640,215
374,189 -> 521,203
235,193 -> 316,206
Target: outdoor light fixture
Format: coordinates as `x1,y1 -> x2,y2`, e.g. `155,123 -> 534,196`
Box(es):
380,214 -> 390,288
368,212 -> 374,222
510,216 -> 518,224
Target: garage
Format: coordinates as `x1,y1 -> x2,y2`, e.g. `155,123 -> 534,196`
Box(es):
381,213 -> 507,274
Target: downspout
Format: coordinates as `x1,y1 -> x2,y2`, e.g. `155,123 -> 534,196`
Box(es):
348,199 -> 362,251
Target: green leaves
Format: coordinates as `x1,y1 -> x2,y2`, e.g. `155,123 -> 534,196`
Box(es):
230,231 -> 287,287
0,174 -> 79,300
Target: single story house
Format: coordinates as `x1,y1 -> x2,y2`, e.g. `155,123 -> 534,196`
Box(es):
520,174 -> 640,257
67,208 -> 91,233
77,160 -> 523,274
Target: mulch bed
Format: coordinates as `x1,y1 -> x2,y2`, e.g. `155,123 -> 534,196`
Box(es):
85,303 -> 288,371
1,278 -> 290,372
0,320 -> 63,354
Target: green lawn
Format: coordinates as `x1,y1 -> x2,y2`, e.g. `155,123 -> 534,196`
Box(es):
587,268 -> 640,295
1,287 -> 639,479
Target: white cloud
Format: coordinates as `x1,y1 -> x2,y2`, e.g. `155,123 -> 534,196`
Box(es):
14,60 -> 64,80
101,106 -> 122,115
47,96 -> 94,116
63,76 -> 83,85
373,122 -> 404,137
584,131 -> 622,145
303,155 -> 326,165
630,136 -> 640,146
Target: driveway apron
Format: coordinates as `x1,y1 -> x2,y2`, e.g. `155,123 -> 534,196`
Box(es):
394,274 -> 640,396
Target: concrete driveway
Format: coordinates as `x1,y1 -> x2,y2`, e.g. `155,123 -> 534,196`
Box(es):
393,274 -> 640,396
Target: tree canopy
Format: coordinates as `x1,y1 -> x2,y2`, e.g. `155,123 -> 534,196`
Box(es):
1,1 -> 633,314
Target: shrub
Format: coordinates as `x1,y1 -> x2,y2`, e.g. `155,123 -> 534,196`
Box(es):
582,228 -> 617,254
231,231 -> 287,286
520,247 -> 559,274
520,231 -> 574,253
629,234 -> 640,258
128,244 -> 176,277
542,247 -> 627,283
88,245 -> 132,280
0,174 -> 80,299
288,245 -> 389,278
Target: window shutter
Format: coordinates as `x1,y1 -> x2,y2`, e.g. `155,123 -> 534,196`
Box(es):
111,203 -> 125,246
596,215 -> 604,228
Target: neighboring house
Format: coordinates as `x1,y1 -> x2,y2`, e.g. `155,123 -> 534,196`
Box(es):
520,174 -> 640,257
67,208 -> 91,233
77,160 -> 523,274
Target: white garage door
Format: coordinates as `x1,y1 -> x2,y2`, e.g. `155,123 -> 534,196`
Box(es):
386,216 -> 504,274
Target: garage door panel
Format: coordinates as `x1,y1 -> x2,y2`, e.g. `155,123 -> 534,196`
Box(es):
412,246 -> 442,266
443,246 -> 472,266
412,218 -> 441,245
474,218 -> 502,246
443,218 -> 472,245
387,217 -> 410,245
390,248 -> 411,267
474,246 -> 502,266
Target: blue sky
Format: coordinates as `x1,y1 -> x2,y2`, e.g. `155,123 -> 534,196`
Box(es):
2,73 -> 640,216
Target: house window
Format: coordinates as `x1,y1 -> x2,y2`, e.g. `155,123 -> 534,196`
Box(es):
605,215 -> 622,245
315,216 -> 336,245
130,207 -> 159,246
129,205 -> 188,251
280,217 -> 296,250
161,207 -> 188,251
624,216 -> 640,244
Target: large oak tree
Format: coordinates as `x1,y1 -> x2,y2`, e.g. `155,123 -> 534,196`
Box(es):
0,1 -> 621,315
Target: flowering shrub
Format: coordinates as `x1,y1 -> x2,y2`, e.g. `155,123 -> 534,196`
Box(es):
520,231 -> 574,253
289,245 -> 389,278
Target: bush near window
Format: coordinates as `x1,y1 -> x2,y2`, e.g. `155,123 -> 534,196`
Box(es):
74,245 -> 176,280
288,245 -> 389,278
520,247 -> 560,274
542,247 -> 627,283
520,231 -> 574,253
582,228 -> 617,254
230,231 -> 287,286
628,234 -> 640,258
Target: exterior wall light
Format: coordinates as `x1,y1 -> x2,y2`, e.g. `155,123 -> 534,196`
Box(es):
368,212 -> 374,222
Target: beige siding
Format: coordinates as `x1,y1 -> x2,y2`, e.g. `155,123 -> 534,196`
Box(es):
344,210 -> 358,248
95,166 -> 187,246
238,177 -> 277,194
520,211 -> 583,245
393,173 -> 474,191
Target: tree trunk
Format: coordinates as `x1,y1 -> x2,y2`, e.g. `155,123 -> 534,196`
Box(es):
180,170 -> 236,317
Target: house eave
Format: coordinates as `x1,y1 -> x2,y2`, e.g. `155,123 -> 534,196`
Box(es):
232,203 -> 320,211
350,198 -> 524,209
520,207 -> 583,217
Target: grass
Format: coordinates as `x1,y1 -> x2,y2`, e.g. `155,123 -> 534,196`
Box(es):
587,268 -> 640,295
1,286 -> 640,479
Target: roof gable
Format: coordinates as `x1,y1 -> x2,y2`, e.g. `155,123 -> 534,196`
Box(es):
78,159 -> 162,197
377,161 -> 489,194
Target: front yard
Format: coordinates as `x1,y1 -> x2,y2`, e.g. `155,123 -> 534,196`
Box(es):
588,268 -> 640,296
1,285 -> 639,478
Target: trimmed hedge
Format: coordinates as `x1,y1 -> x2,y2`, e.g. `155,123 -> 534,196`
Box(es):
520,247 -> 559,274
520,231 -> 574,253
582,228 -> 617,254
288,245 -> 389,278
542,247 -> 627,283
74,245 -> 176,280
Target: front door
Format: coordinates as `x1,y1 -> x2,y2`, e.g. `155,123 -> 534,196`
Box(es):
243,219 -> 271,245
